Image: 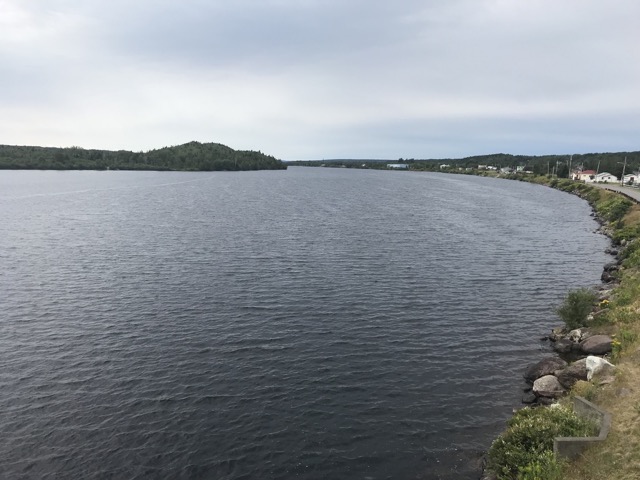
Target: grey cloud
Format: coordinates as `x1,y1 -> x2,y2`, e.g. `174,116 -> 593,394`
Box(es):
1,0 -> 638,159
78,0 -> 419,71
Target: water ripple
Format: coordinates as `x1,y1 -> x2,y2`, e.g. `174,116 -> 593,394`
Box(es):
0,168 -> 609,479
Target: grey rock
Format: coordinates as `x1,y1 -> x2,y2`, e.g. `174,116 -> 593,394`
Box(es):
555,358 -> 588,389
586,356 -> 616,380
568,329 -> 583,342
533,375 -> 565,398
599,375 -> 616,385
522,392 -> 537,404
552,338 -> 573,354
549,327 -> 566,342
603,262 -> 620,272
616,388 -> 632,398
524,357 -> 568,382
570,342 -> 584,353
580,330 -> 594,340
580,335 -> 613,355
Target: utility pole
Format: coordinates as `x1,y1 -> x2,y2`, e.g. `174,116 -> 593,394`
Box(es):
568,155 -> 573,179
619,156 -> 628,185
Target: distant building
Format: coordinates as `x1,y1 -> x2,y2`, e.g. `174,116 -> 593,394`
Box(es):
477,164 -> 497,171
623,174 -> 637,185
595,172 -> 618,183
575,170 -> 597,182
440,164 -> 451,169
387,163 -> 408,169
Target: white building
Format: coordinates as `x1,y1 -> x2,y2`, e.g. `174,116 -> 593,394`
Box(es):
575,170 -> 597,182
594,172 -> 618,183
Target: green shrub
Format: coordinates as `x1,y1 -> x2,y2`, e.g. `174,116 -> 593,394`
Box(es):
621,239 -> 640,261
554,179 -> 578,192
597,196 -> 633,222
556,288 -> 598,330
610,273 -> 640,308
571,380 -> 598,401
588,309 -> 612,327
516,450 -> 565,480
488,405 -> 597,480
574,183 -> 590,193
614,224 -> 640,245
609,328 -> 638,362
608,329 -> 636,362
583,187 -> 601,204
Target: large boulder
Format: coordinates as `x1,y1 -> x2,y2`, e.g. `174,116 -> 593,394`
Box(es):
603,262 -> 620,272
524,356 -> 568,382
549,327 -> 567,342
580,335 -> 613,355
552,338 -> 573,354
555,358 -> 588,389
586,355 -> 616,381
533,375 -> 565,398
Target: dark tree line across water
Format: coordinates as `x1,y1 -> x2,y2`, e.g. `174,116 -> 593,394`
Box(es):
298,151 -> 640,179
434,152 -> 640,178
0,141 -> 286,171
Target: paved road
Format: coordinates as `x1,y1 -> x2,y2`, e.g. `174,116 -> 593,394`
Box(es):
592,183 -> 640,203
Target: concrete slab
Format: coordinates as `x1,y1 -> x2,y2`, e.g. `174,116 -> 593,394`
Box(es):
554,396 -> 611,460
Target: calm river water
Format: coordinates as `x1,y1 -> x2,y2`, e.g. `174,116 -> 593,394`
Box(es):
0,167 -> 609,479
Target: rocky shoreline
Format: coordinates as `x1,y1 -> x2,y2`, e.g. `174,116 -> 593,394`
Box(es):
519,189 -> 621,406
524,296 -> 617,405
480,185 -> 622,479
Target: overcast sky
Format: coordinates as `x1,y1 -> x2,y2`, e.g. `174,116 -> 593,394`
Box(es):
1,0 -> 638,160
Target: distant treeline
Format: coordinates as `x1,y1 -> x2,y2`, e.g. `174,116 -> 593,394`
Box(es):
0,141 -> 287,171
297,151 -> 640,178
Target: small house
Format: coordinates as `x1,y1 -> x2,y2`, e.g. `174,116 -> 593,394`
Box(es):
595,172 -> 618,183
575,170 -> 597,182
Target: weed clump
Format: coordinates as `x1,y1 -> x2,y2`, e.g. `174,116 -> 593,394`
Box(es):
487,404 -> 597,480
556,288 -> 598,330
597,196 -> 633,222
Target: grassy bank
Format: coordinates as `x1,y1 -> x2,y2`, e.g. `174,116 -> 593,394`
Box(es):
483,175 -> 640,479
555,184 -> 640,479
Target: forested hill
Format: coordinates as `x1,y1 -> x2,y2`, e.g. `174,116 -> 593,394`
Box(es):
0,141 -> 287,171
